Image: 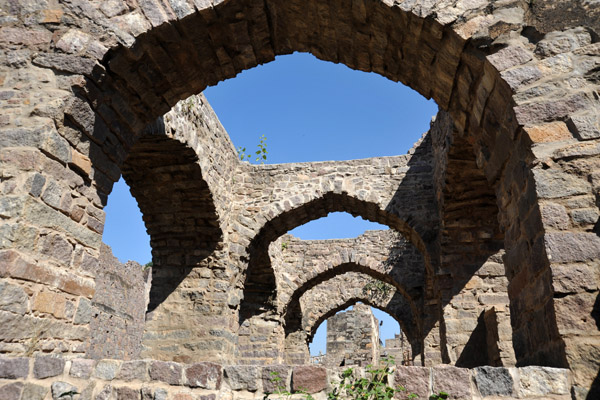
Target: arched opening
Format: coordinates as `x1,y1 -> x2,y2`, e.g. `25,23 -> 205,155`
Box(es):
78,0 -> 566,371
308,303 -> 405,367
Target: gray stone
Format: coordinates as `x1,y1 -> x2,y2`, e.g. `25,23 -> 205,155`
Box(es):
568,114 -> 600,140
474,366 -> 514,396
34,355 -> 66,379
0,356 -> 29,378
22,383 -> 49,400
540,202 -> 570,230
70,358 -> 96,379
518,366 -> 570,396
0,281 -> 28,315
262,365 -> 290,393
28,173 -> 46,197
73,298 -> 93,325
51,381 -> 78,400
93,360 -> 121,380
94,384 -> 113,400
533,168 -> 590,199
118,360 -> 149,381
154,388 -> 168,400
0,382 -> 23,400
395,366 -> 429,399
570,208 -> 600,225
501,65 -> 542,90
224,365 -> 259,391
545,232 -> 600,263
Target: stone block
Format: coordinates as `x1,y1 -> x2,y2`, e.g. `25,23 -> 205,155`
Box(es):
474,366 -> 514,397
0,356 -> 29,378
545,232 -> 600,263
517,366 -> 570,396
116,386 -> 141,400
395,366 -> 429,399
51,381 -> 78,400
33,355 -> 66,379
32,290 -> 68,319
22,383 -> 49,400
567,114 -> 600,140
185,362 -> 221,389
432,366 -> 472,400
224,365 -> 259,391
533,168 -> 590,200
540,202 -> 570,230
118,360 -> 149,381
262,365 -> 290,393
73,298 -> 93,325
94,360 -> 121,380
69,358 -> 96,379
0,382 -> 23,400
150,361 -> 184,385
292,365 -> 327,394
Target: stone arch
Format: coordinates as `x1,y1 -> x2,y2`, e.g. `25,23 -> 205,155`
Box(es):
4,0 -> 598,385
239,193 -> 433,321
284,270 -> 419,365
120,118 -> 223,312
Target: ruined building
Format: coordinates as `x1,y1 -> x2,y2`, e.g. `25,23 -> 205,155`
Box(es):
0,0 -> 599,399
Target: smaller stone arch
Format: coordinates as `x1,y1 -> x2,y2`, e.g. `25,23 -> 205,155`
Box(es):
284,271 -> 420,365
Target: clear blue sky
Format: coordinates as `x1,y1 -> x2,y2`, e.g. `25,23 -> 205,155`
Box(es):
103,52 -> 437,356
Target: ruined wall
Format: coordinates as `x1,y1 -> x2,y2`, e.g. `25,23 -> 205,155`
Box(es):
0,0 -> 599,396
325,303 -> 380,368
0,355 -> 574,400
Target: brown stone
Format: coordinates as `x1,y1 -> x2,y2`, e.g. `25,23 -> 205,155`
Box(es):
185,362 -> 222,389
292,365 -> 327,394
33,355 -> 66,379
150,361 -> 183,385
432,366 -> 472,399
395,366 -> 429,399
525,121 -> 572,143
32,290 -> 67,319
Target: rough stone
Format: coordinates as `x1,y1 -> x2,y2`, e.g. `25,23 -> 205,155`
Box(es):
116,386 -> 141,400
224,365 -> 259,391
395,366 -> 429,399
432,366 -> 472,399
0,382 -> 23,400
70,358 -> 96,379
150,361 -> 184,385
545,232 -> 600,263
51,381 -> 78,400
262,365 -> 290,393
33,355 -> 66,379
292,366 -> 327,394
22,383 -> 49,400
518,366 -> 570,396
93,360 -> 121,380
185,362 -> 221,389
474,366 -> 514,396
0,281 -> 28,315
0,357 -> 29,378
118,360 -> 149,381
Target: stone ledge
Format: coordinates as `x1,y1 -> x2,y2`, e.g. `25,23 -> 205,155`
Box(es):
0,356 -> 572,399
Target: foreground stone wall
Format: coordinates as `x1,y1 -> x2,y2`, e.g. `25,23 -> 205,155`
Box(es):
0,356 -> 573,400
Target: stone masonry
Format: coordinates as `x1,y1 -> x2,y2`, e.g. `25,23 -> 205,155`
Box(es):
0,0 -> 599,397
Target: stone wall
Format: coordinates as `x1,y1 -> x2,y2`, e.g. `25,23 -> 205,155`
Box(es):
1,0 -> 599,396
325,304 -> 380,368
0,356 -> 573,400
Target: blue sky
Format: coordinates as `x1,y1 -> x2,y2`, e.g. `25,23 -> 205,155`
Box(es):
103,52 -> 437,356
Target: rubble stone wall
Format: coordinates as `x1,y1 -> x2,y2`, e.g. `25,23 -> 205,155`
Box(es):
0,356 -> 574,400
1,0 -> 599,397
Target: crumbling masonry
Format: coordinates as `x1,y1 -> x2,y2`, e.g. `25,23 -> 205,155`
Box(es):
0,0 -> 599,399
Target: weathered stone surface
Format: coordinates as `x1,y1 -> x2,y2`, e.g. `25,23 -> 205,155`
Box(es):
262,365 -> 290,393
567,114 -> 600,140
518,366 -> 570,396
533,168 -> 591,199
150,361 -> 184,385
0,356 -> 29,378
474,366 -> 513,397
185,362 -> 221,389
0,382 -> 23,400
224,365 -> 259,391
22,383 -> 49,400
0,281 -> 28,315
395,366 -> 429,399
292,366 -> 327,394
432,366 -> 472,399
118,360 -> 149,381
70,358 -> 96,379
93,360 -> 121,380
115,386 -> 141,400
545,232 -> 600,263
51,381 -> 78,400
33,355 -> 66,379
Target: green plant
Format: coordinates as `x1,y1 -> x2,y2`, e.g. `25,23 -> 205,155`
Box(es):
143,261 -> 153,271
281,241 -> 288,251
328,356 -> 414,400
429,392 -> 449,400
238,134 -> 268,164
264,371 -> 314,400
